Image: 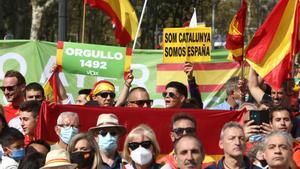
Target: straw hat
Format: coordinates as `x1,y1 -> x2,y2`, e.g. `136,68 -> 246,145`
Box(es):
89,113 -> 126,135
40,149 -> 77,169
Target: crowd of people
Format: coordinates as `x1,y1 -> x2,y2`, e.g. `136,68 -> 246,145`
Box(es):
0,61 -> 299,169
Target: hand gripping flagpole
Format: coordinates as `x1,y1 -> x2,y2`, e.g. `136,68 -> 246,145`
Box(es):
132,0 -> 148,51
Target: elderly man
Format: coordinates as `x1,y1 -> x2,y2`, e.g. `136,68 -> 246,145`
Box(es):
262,131 -> 293,169
51,112 -> 80,150
174,135 -> 204,169
126,87 -> 153,108
218,121 -> 253,169
89,113 -> 126,169
1,70 -> 26,123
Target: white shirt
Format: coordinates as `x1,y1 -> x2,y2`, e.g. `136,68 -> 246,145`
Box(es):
0,156 -> 18,169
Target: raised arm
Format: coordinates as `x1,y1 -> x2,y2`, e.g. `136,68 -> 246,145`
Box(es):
248,68 -> 265,103
51,65 -> 69,104
115,70 -> 134,107
184,62 -> 203,109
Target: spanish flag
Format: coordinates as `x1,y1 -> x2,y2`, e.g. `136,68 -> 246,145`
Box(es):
43,72 -> 58,103
225,0 -> 247,62
85,0 -> 138,46
156,62 -> 249,108
246,0 -> 300,90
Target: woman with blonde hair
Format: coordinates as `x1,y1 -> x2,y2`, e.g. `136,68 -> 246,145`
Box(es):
123,124 -> 161,169
67,133 -> 102,169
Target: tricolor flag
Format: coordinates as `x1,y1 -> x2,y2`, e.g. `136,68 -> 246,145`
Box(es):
246,0 -> 300,90
43,72 -> 58,103
156,62 -> 249,108
84,0 -> 139,46
225,0 -> 247,62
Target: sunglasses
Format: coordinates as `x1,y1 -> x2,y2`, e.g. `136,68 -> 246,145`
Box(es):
96,92 -> 116,99
128,141 -> 152,150
172,127 -> 196,136
0,85 -> 17,92
128,100 -> 153,107
162,92 -> 177,98
99,130 -> 117,137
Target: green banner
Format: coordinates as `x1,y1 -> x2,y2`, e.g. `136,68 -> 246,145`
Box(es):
0,40 -> 229,108
60,42 -> 127,77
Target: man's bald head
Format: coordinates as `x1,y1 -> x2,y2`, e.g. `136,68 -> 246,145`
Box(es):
127,87 -> 152,108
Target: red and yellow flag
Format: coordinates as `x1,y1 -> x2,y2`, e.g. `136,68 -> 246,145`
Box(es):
85,0 -> 138,46
43,72 -> 58,103
245,0 -> 300,90
226,0 -> 247,62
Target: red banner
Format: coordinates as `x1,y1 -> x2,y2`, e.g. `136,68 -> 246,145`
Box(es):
36,102 -> 245,155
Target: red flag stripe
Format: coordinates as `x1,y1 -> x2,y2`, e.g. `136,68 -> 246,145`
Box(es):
85,0 -> 133,46
263,53 -> 292,90
225,35 -> 244,49
292,2 -> 300,56
156,84 -> 224,93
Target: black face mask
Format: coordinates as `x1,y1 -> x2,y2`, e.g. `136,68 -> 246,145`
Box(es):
70,151 -> 94,169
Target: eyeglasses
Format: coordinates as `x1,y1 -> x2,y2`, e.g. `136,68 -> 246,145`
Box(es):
96,92 -> 116,99
172,127 -> 196,136
57,124 -> 79,129
128,100 -> 153,107
99,130 -> 117,137
0,85 -> 17,92
128,141 -> 152,150
162,92 -> 177,98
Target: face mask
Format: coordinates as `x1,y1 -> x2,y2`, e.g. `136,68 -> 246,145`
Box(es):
235,99 -> 242,106
130,146 -> 153,166
249,134 -> 263,142
98,133 -> 118,154
60,126 -> 79,144
10,148 -> 25,161
70,151 -> 94,168
0,150 -> 3,159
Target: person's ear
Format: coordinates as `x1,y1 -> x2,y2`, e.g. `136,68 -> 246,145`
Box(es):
170,131 -> 176,142
55,126 -> 60,136
180,95 -> 186,103
219,140 -> 223,149
3,147 -> 10,156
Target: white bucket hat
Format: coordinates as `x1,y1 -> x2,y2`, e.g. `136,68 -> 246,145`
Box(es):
40,149 -> 77,169
88,113 -> 126,135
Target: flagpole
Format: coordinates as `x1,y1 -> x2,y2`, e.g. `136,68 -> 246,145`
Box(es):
132,0 -> 148,51
81,1 -> 87,43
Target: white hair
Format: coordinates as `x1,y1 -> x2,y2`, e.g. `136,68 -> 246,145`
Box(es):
56,112 -> 79,125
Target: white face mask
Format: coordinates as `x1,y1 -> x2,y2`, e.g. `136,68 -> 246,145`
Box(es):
130,146 -> 153,166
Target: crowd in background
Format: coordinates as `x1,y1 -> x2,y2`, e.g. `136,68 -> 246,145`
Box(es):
0,62 -> 299,169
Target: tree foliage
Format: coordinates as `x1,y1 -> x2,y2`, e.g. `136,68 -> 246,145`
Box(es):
0,0 -> 277,48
